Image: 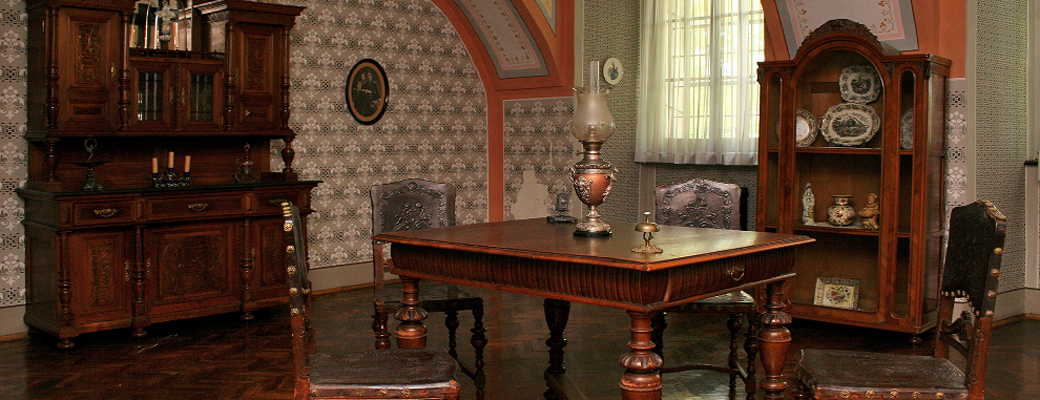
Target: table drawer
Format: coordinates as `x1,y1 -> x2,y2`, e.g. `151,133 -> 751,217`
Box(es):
146,194 -> 246,219
71,201 -> 136,227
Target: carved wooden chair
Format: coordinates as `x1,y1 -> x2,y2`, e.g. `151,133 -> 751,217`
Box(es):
282,201 -> 461,400
651,178 -> 758,399
793,200 -> 1007,400
370,179 -> 487,399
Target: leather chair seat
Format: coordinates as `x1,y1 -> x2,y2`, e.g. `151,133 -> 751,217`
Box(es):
797,349 -> 967,399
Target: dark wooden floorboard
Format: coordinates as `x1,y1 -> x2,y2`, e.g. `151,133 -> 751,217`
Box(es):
1,282 -> 1035,399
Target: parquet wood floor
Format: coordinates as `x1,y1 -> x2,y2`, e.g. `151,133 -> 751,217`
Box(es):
0,282 -> 1035,399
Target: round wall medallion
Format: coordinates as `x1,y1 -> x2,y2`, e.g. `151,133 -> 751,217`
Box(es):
603,57 -> 623,85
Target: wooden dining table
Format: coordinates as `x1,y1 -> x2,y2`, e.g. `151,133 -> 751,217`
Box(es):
373,218 -> 814,400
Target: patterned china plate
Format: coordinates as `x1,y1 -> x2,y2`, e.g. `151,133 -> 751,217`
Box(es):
820,103 -> 880,146
795,108 -> 817,147
900,109 -> 914,150
839,65 -> 882,104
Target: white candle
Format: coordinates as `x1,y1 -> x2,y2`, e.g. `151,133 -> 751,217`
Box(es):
168,152 -> 174,169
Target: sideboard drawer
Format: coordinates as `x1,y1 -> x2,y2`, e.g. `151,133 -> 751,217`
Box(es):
253,189 -> 309,215
146,194 -> 247,219
71,201 -> 136,227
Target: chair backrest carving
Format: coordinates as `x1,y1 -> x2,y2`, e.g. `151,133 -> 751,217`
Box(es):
654,178 -> 745,230
371,179 -> 456,236
282,201 -> 314,400
935,200 -> 1006,398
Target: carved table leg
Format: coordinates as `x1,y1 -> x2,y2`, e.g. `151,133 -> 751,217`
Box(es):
619,310 -> 663,400
758,282 -> 792,400
543,299 -> 570,400
394,277 -> 428,348
650,311 -> 667,357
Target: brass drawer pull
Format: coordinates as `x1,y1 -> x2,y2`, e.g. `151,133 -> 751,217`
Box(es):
94,208 -> 118,218
187,203 -> 209,212
725,265 -> 746,281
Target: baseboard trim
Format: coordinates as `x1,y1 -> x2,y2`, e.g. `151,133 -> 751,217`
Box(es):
995,313 -> 1040,326
0,306 -> 27,338
994,287 -> 1040,320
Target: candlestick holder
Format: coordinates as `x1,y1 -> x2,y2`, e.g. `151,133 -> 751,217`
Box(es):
73,161 -> 108,191
153,167 -> 190,188
74,138 -> 107,191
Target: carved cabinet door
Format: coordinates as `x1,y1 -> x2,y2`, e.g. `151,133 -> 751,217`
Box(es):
249,216 -> 290,304
67,230 -> 134,326
53,7 -> 123,132
143,221 -> 242,318
228,23 -> 286,131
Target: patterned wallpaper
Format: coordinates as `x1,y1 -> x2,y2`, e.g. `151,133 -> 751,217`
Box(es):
583,0 -> 642,223
0,3 -> 24,307
975,0 -> 1027,293
280,0 -> 489,270
502,97 -> 574,221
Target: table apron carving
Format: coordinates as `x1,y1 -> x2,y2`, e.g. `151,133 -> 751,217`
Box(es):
390,244 -> 797,312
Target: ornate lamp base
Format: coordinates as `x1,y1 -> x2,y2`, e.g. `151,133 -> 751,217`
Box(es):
574,206 -> 611,236
571,144 -> 616,237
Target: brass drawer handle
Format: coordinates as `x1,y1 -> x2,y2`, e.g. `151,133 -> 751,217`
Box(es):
725,265 -> 746,281
94,208 -> 118,218
188,203 -> 209,212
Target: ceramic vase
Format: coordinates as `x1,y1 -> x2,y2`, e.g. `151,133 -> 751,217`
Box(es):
827,195 -> 856,226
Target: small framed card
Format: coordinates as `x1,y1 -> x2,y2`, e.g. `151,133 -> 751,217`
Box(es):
814,276 -> 860,310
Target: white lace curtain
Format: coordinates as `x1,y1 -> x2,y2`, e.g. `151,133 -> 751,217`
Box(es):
636,0 -> 764,165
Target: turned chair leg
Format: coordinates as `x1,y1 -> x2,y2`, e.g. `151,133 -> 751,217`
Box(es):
444,308 -> 461,359
726,313 -> 744,389
372,302 -> 391,350
744,312 -> 759,400
471,300 -> 487,400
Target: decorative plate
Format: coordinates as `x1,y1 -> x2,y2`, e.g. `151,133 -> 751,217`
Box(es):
795,108 -> 817,147
839,65 -> 882,104
820,103 -> 880,146
900,109 -> 914,150
603,57 -> 624,85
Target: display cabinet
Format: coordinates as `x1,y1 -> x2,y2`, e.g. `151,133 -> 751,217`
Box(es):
756,20 -> 950,341
22,0 -> 314,348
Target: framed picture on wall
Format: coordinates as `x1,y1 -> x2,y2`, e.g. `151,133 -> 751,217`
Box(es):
345,59 -> 389,125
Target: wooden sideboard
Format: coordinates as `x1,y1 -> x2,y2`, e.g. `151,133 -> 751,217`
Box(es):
20,182 -> 316,348
23,0 -> 313,347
